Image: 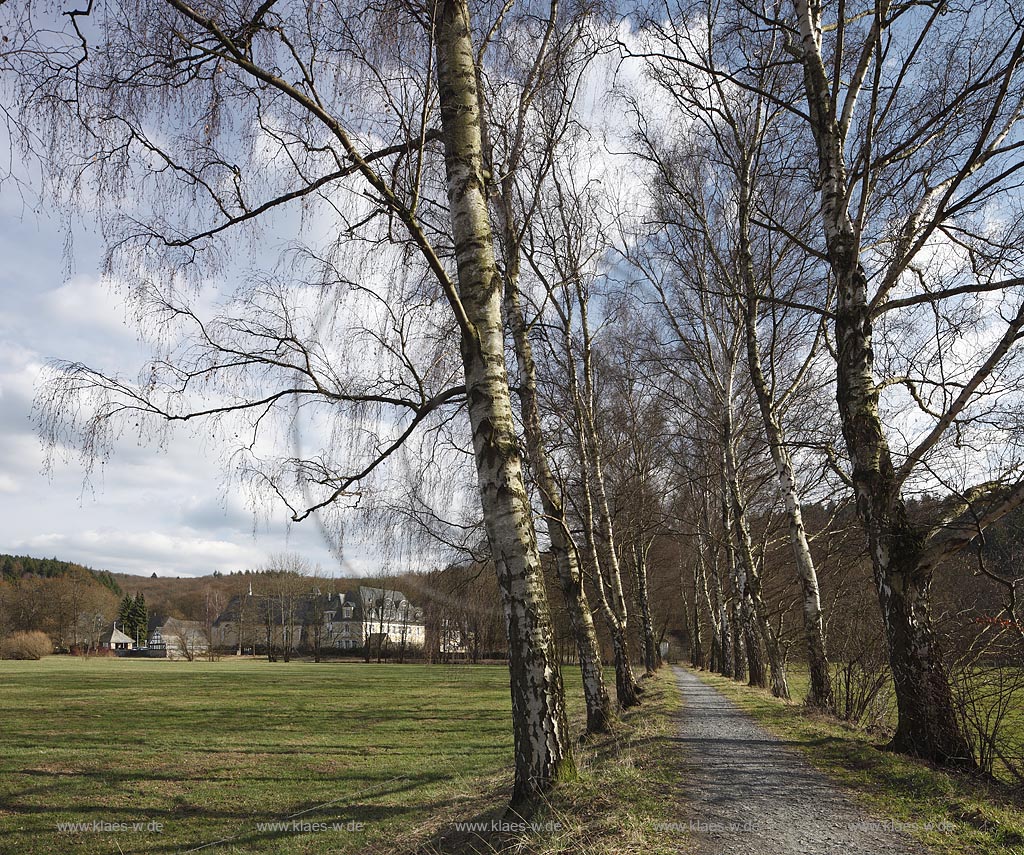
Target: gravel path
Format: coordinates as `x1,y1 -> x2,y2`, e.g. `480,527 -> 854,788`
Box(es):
672,666 -> 932,855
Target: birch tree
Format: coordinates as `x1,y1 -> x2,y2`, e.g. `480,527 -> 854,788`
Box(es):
561,263 -> 645,707
559,278 -> 645,708
480,2 -> 614,734
784,0 -> 1024,764
4,0 -> 574,801
601,323 -> 672,676
513,135 -> 648,709
629,186 -> 792,694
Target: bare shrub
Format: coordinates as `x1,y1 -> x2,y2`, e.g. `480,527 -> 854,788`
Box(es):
951,633 -> 1024,782
1,631 -> 53,660
827,577 -> 895,731
831,657 -> 894,731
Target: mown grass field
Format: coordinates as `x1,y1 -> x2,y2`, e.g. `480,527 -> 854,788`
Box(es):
0,658 -> 536,854
0,658 -> 685,855
693,667 -> 1024,855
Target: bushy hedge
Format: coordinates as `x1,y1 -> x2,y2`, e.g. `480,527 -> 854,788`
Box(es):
1,631 -> 53,660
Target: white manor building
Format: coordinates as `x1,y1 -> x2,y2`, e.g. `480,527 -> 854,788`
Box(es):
213,585 -> 425,654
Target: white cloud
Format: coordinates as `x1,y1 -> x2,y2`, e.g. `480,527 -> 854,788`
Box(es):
41,275 -> 140,343
0,203 -> 370,578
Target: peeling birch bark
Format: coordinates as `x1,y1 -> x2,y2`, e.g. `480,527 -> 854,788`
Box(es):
435,0 -> 573,801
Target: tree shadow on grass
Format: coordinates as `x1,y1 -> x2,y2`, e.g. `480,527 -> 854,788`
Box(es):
0,769 -> 484,855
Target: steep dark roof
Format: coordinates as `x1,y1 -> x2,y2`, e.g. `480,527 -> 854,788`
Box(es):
214,590 -> 351,627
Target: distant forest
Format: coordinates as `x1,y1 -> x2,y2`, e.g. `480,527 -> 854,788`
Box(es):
0,553 -> 121,595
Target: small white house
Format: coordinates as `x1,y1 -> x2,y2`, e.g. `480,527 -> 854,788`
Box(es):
99,625 -> 135,651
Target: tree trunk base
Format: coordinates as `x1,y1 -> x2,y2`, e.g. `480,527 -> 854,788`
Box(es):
887,725 -> 976,769
585,705 -> 614,736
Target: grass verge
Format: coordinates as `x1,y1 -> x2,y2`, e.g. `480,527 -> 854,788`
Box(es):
410,665 -> 688,855
689,667 -> 1024,855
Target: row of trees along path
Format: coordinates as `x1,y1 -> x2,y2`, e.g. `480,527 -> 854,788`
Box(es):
4,0 -> 1024,808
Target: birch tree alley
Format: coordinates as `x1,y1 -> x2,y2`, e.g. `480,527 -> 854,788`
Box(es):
6,0 -> 1024,786
630,0 -> 1024,764
785,0 -> 1024,765
521,144 -> 648,709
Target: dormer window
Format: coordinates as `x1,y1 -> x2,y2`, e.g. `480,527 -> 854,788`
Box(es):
342,605 -> 353,619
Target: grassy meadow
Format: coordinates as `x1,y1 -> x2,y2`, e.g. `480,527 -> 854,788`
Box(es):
0,657 -> 686,855
0,658 -> 533,854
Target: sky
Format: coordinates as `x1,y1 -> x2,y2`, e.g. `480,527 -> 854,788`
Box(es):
0,191 -> 358,579
0,13 -> 648,582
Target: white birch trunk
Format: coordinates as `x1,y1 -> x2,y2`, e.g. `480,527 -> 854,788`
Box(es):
561,299 -> 642,708
743,292 -> 833,707
722,397 -> 791,697
504,271 -> 613,735
434,0 -> 572,801
688,556 -> 704,668
576,298 -> 643,703
576,434 -> 642,708
736,171 -> 823,704
632,539 -> 660,674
